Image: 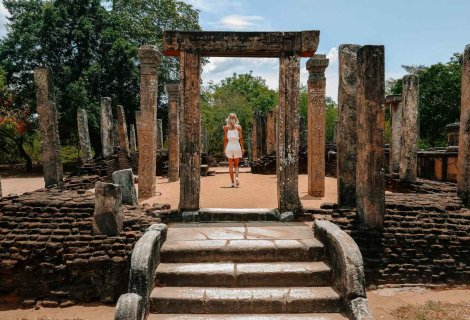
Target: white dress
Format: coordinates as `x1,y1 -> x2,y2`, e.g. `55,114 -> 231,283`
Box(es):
225,127 -> 243,159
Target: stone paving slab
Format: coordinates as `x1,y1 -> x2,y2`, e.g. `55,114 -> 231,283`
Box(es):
149,287 -> 341,314
148,314 -> 348,319
156,261 -> 331,287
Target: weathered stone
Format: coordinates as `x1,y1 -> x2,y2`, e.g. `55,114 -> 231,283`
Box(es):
112,169 -> 138,205
399,75 -> 419,182
266,110 -> 276,154
179,51 -> 201,211
251,114 -> 258,161
129,124 -> 137,152
33,68 -> 63,187
307,54 -> 329,197
100,97 -> 114,158
0,175 -> 2,198
277,54 -> 302,212
114,293 -> 143,320
356,45 -> 385,228
280,211 -> 294,222
77,108 -> 93,164
163,31 -> 320,58
117,105 -> 130,156
446,122 -> 460,147
385,95 -> 402,174
167,83 -> 180,182
458,44 -> 470,207
112,119 -> 120,148
93,182 -> 123,235
137,45 -> 161,200
337,44 -> 361,208
157,119 -> 163,150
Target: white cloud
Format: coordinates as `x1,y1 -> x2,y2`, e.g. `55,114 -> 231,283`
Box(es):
185,0 -> 242,13
213,15 -> 267,31
0,3 -> 9,38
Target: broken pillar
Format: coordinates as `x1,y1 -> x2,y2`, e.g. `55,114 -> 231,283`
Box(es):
129,124 -> 137,152
277,54 -> 301,212
385,95 -> 403,174
157,119 -> 163,150
167,83 -> 180,182
458,44 -> 470,207
307,54 -> 329,197
266,110 -> 276,154
112,168 -> 138,205
93,181 -> 123,235
179,51 -> 202,211
117,105 -> 130,156
337,44 -> 361,208
399,75 -> 419,182
356,45 -> 385,228
77,108 -> 93,164
137,45 -> 161,200
100,97 -> 114,158
33,68 -> 63,187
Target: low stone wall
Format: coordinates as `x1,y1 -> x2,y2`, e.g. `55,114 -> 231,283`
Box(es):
331,179 -> 470,286
0,188 -> 169,306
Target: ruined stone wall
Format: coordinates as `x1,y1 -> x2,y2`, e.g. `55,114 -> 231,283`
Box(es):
0,188 -> 168,305
331,180 -> 470,286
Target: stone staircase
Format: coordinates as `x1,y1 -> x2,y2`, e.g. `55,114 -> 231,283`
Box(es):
147,222 -> 349,319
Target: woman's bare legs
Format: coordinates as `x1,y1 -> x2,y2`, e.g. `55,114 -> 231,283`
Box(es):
234,158 -> 240,186
228,158 -> 235,185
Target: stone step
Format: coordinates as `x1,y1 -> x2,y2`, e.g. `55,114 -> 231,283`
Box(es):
148,313 -> 348,320
149,287 -> 342,314
183,208 -> 280,222
160,238 -> 324,263
156,262 -> 331,287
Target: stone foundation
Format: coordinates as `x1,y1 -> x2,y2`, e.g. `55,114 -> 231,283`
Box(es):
0,188 -> 170,304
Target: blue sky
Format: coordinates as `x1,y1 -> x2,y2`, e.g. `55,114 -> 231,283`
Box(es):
186,0 -> 470,101
0,1 -> 468,101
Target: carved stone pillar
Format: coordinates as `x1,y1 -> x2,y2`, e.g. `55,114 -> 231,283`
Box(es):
100,97 -> 114,158
157,119 -> 163,150
337,44 -> 361,208
251,113 -> 258,161
399,75 -> 419,182
137,45 -> 161,200
33,68 -> 63,187
167,83 -> 180,182
385,95 -> 403,174
179,51 -> 201,211
307,54 -> 329,197
77,108 -> 93,164
277,54 -> 301,212
129,124 -> 137,152
117,105 -> 130,156
356,45 -> 385,228
458,44 -> 470,207
266,110 -> 276,154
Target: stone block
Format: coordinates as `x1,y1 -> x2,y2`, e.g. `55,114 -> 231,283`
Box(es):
93,182 -> 123,235
112,169 -> 138,205
114,293 -> 143,320
280,211 -> 294,222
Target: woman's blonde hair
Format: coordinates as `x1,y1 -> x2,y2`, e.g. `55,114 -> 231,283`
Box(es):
225,113 -> 239,129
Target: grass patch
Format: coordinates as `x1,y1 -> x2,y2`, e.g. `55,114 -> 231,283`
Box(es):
391,300 -> 470,320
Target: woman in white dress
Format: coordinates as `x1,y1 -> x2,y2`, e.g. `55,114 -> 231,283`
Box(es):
224,113 -> 245,187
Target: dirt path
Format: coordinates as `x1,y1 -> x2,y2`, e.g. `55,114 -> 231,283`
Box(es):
1,176 -> 44,196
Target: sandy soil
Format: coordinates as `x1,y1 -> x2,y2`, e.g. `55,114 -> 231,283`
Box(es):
1,287 -> 468,319
1,176 -> 44,196
142,168 -> 338,210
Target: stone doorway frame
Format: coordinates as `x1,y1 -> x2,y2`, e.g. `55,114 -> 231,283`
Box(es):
163,31 -> 320,212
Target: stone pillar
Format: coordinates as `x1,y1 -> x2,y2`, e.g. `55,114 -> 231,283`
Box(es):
251,114 -> 258,161
277,54 -> 301,212
307,54 -> 329,197
337,44 -> 361,208
117,105 -> 130,156
137,45 -> 161,200
385,95 -> 403,174
167,83 -> 180,182
112,168 -> 138,205
157,119 -> 163,150
399,75 -> 419,182
356,45 -> 385,228
100,97 -> 114,158
446,122 -> 460,147
179,51 -> 201,211
266,110 -> 276,154
113,120 -> 120,149
33,68 -> 63,187
458,44 -> 470,206
129,124 -> 137,152
77,108 -> 93,164
93,181 -> 123,235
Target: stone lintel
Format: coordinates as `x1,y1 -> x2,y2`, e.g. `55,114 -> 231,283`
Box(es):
138,45 -> 162,65
163,30 -> 320,58
166,83 -> 180,100
385,94 -> 402,105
